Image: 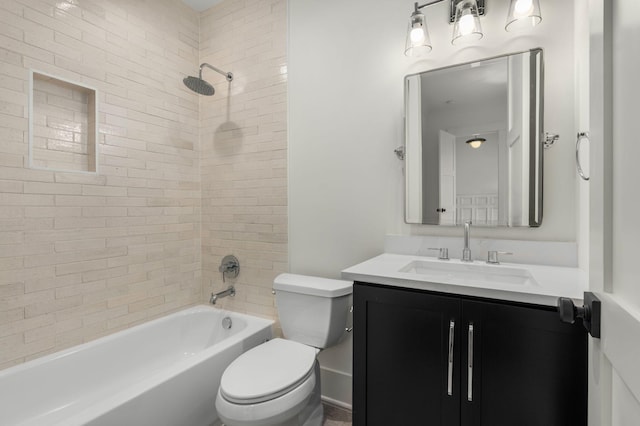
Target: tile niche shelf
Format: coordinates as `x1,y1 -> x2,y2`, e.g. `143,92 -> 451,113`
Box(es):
29,70 -> 98,173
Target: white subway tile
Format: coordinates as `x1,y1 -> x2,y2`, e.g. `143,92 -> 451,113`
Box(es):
0,0 -> 287,369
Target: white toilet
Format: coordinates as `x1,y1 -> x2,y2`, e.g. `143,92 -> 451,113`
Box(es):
215,273 -> 353,426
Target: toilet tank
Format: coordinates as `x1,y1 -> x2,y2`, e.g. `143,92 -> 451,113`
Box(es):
273,274 -> 353,349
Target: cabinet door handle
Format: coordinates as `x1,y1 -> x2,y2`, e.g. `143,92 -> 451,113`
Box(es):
448,320 -> 455,396
467,323 -> 474,402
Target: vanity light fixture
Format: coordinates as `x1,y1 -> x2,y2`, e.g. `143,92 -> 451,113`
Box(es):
466,136 -> 486,149
405,1 -> 435,56
404,0 -> 486,56
451,0 -> 483,45
505,0 -> 542,31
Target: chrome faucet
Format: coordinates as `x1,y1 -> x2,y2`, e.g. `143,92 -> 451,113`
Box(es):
210,285 -> 236,304
218,255 -> 240,283
462,221 -> 472,262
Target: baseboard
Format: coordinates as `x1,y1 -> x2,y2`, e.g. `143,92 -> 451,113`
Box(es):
320,366 -> 352,410
321,395 -> 352,411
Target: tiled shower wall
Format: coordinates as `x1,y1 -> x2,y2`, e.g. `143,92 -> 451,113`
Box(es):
0,0 -> 202,369
31,73 -> 97,172
199,0 -> 288,320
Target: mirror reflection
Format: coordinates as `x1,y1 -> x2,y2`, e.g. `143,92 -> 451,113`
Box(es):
404,49 -> 543,227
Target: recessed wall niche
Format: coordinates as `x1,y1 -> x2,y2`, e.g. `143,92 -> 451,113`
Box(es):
29,71 -> 98,173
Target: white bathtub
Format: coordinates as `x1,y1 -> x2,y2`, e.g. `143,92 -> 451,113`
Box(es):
0,306 -> 273,426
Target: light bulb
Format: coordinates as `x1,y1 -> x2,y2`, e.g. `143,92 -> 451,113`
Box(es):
458,13 -> 474,36
505,0 -> 541,31
514,0 -> 533,17
410,27 -> 425,43
466,136 -> 485,148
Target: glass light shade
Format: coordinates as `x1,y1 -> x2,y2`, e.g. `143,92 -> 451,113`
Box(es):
452,0 -> 483,45
405,11 -> 432,56
505,0 -> 542,32
466,137 -> 486,148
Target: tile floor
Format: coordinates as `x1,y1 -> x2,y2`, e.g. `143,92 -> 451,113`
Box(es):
323,403 -> 352,426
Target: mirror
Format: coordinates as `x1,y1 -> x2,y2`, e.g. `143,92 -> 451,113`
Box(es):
404,49 -> 543,227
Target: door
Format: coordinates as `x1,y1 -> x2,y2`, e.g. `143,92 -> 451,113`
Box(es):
439,130 -> 457,225
352,283 -> 461,426
588,0 -> 640,424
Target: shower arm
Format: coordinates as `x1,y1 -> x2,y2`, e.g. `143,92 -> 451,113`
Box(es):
199,63 -> 233,82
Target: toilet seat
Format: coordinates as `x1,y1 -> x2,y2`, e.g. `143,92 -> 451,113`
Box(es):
219,338 -> 318,404
215,368 -> 318,426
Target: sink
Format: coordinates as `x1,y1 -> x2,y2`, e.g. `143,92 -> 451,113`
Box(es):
342,253 -> 586,307
399,260 -> 538,287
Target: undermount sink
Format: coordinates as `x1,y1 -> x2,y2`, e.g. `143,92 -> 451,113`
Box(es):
342,253 -> 586,307
399,260 -> 538,287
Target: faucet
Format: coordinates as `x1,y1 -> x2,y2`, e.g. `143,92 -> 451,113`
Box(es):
218,255 -> 240,283
210,286 -> 236,304
462,221 -> 472,262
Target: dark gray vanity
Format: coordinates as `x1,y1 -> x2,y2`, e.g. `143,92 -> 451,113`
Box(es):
343,249 -> 588,426
352,281 -> 586,426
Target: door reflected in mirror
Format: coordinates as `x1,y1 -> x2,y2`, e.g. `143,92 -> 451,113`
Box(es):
404,49 -> 543,227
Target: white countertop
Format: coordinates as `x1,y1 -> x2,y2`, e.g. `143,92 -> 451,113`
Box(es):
341,253 -> 588,307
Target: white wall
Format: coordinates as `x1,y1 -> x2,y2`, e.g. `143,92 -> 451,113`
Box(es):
289,0 -> 580,407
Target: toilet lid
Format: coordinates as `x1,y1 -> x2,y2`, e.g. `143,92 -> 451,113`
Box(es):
220,338 -> 317,404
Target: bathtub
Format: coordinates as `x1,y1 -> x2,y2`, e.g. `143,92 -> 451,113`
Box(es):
0,306 -> 273,426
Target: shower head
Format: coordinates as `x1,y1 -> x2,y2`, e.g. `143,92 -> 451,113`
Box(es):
183,63 -> 233,96
183,76 -> 215,96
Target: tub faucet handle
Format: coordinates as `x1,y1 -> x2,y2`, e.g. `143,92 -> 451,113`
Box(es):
218,255 -> 239,283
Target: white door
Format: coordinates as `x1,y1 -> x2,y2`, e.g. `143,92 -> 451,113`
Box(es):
438,130 -> 456,225
589,1 -> 640,424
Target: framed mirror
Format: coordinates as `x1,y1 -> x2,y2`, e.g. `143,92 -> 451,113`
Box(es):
404,48 -> 543,227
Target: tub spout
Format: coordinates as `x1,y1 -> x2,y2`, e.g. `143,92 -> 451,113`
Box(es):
210,286 -> 236,305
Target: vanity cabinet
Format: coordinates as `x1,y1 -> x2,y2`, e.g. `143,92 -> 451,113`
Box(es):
353,282 -> 587,426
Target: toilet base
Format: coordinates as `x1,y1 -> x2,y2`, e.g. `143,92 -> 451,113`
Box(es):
290,372 -> 322,426
271,401 -> 321,426
300,402 -> 323,426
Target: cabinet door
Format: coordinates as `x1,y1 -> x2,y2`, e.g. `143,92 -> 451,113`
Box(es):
353,283 -> 461,426
461,300 -> 587,426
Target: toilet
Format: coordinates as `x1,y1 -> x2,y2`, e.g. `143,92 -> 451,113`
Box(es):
215,273 -> 353,426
